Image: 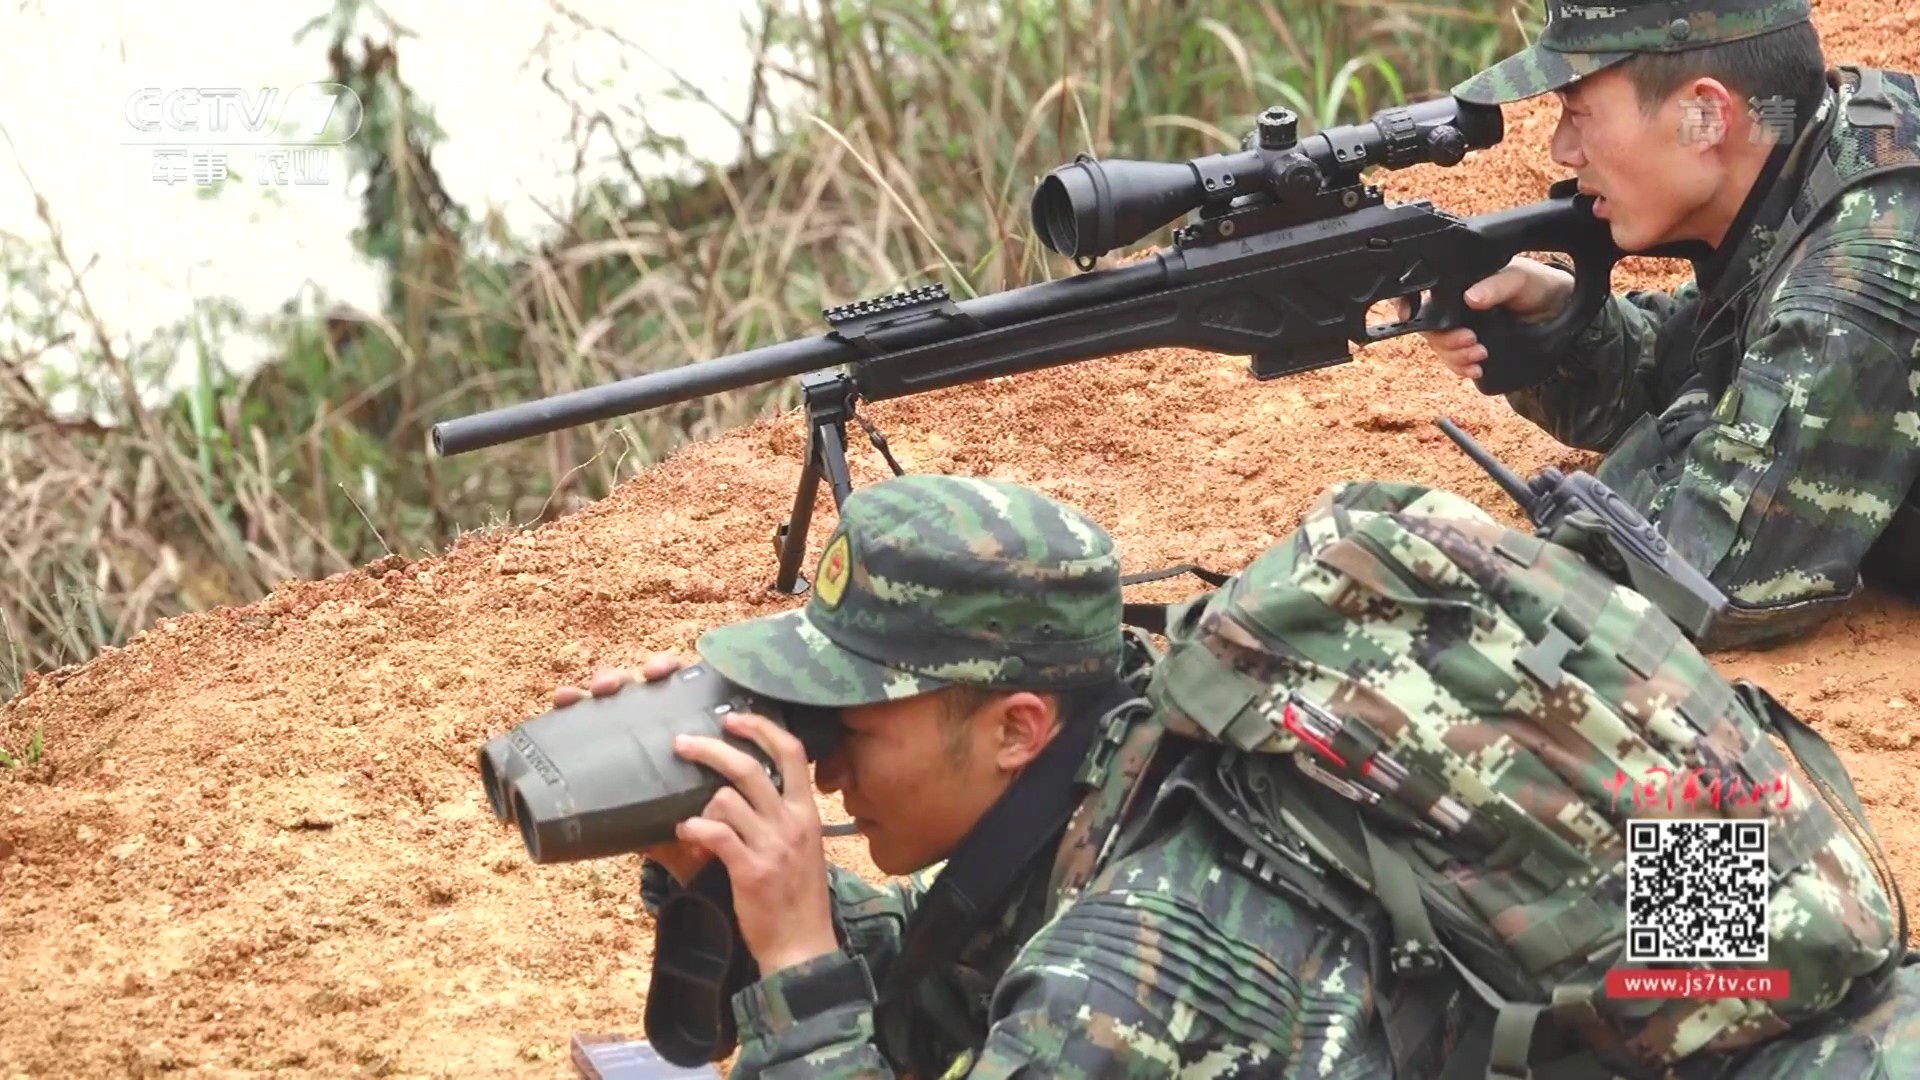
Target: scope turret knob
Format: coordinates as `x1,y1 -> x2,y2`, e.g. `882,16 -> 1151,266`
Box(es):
1258,107 -> 1298,150
1273,155 -> 1321,195
1426,125 -> 1468,166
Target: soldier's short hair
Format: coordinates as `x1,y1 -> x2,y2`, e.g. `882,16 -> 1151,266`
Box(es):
935,678 -> 1119,760
1621,20 -> 1827,136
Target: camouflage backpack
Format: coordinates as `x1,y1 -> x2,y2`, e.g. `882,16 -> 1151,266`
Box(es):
1131,480 -> 1909,1080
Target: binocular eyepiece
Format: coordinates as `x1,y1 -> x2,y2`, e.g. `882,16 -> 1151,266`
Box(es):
478,662 -> 842,864
1030,96 -> 1504,261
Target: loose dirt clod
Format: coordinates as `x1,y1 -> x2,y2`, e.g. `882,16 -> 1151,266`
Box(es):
5,9 -> 1919,1076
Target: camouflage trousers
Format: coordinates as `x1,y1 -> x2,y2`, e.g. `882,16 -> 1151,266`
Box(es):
1719,955 -> 1920,1079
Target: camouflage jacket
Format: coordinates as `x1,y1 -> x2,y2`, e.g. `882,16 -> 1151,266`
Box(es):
641,649 -> 1451,1080
1504,66 -> 1920,651
721,743 -> 1413,1079
723,856 -> 1050,1077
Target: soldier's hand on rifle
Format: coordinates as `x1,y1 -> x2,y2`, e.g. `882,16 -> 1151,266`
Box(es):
553,655 -> 715,886
1405,256 -> 1575,381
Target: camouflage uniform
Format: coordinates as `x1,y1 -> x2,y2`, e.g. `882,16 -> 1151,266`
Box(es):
637,474 -> 1447,1077
1454,0 -> 1920,651
1135,476 -> 1920,1080
1718,975 -> 1920,1079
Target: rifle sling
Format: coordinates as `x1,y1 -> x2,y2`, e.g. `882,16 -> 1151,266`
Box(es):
1119,562 -> 1232,635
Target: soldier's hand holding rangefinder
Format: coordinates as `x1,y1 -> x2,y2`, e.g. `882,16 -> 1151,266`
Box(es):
476,653 -> 842,874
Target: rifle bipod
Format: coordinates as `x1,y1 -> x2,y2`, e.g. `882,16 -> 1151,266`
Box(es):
771,369 -> 905,595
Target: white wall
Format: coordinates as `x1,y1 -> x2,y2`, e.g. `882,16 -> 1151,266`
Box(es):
0,0 -> 793,399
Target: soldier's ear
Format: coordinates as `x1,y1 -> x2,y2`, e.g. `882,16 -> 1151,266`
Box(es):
1672,77 -> 1738,150
989,691 -> 1058,773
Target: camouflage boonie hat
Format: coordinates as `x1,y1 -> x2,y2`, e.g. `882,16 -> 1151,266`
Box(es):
1453,0 -> 1814,105
697,473 -> 1124,708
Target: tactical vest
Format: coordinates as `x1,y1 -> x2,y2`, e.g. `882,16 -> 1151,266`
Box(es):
1736,66 -> 1920,595
1735,67 -> 1920,342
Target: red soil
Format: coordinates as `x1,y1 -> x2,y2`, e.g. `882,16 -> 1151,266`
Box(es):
4,4 -> 1916,1075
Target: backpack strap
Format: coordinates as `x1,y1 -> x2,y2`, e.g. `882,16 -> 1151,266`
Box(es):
1777,68 -> 1919,248
1046,697 -> 1172,905
1735,680 -> 1911,997
1349,812 -> 1632,1080
1267,774 -> 1625,1080
1119,562 -> 1233,589
1359,820 -> 1447,978
1193,756 -> 1472,1079
1436,940 -> 1610,1080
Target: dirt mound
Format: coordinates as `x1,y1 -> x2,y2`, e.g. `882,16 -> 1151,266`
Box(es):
6,9 -> 1919,1076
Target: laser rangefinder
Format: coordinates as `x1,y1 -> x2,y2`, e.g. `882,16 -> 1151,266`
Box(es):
478,662 -> 841,864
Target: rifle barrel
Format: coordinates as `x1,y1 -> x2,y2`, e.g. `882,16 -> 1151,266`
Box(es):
429,259 -> 1169,457
430,334 -> 855,456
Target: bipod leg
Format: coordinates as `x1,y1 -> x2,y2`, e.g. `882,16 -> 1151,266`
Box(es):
771,371 -> 859,595
818,421 -> 855,502
771,431 -> 826,595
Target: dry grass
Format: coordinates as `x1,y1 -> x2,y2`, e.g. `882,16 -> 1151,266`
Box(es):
0,0 -> 1524,709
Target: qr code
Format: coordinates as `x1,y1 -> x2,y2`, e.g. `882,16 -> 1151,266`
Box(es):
1624,819 -> 1769,963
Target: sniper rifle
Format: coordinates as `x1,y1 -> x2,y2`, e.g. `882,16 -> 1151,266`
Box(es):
432,95 -> 1632,594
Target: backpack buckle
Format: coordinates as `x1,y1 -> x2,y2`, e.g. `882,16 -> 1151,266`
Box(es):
1293,749 -> 1381,808
1389,939 -> 1444,977
1074,700 -> 1141,789
1517,602 -> 1594,690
